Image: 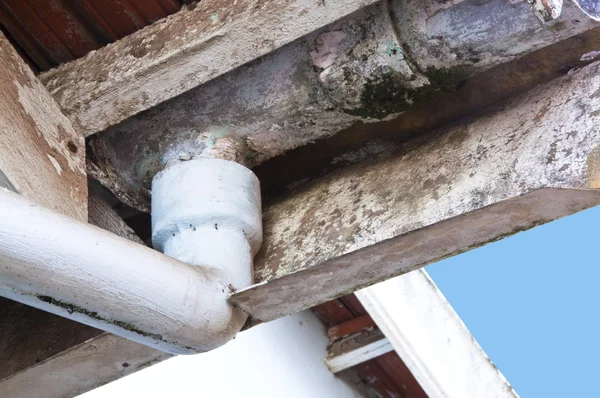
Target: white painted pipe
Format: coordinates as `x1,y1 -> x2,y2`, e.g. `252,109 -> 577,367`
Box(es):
0,158 -> 261,354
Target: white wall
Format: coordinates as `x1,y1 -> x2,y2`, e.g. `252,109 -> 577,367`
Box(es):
80,311 -> 366,398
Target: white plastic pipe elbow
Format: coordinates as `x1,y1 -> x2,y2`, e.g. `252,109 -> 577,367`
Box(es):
152,158 -> 262,351
0,158 -> 261,354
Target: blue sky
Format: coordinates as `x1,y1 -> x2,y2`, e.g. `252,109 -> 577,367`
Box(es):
426,205 -> 600,398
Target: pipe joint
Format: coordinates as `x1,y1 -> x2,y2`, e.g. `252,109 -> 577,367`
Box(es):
151,158 -> 262,351
152,158 -> 262,256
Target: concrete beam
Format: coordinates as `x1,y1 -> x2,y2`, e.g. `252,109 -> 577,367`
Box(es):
230,60 -> 600,321
357,270 -> 517,398
254,25 -> 600,199
39,0 -> 379,137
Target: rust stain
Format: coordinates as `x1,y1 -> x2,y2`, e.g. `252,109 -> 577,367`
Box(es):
587,144 -> 600,188
534,102 -> 550,122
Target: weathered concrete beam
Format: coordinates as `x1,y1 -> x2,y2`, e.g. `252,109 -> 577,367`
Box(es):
394,0 -> 595,75
357,270 -> 516,398
230,60 -> 600,321
0,32 -> 86,220
86,0 -> 598,212
39,0 -> 379,137
254,25 -> 600,198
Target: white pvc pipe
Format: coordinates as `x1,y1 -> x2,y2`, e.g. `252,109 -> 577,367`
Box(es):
0,159 -> 261,355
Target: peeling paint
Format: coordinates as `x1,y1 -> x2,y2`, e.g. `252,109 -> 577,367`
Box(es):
47,155 -> 63,175
0,33 -> 87,221
581,50 -> 600,61
16,82 -> 84,175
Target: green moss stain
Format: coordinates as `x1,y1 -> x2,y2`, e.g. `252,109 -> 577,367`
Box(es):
423,65 -> 470,93
135,151 -> 162,186
345,65 -> 470,119
384,42 -> 403,58
344,71 -> 410,119
206,134 -> 218,147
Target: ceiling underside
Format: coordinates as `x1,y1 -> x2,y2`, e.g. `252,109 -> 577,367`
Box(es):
313,295 -> 428,398
0,0 -> 183,72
